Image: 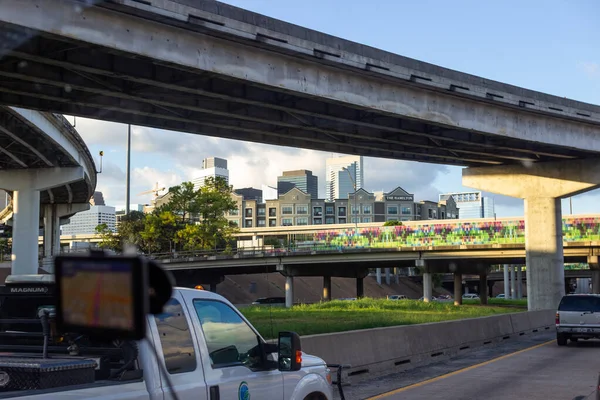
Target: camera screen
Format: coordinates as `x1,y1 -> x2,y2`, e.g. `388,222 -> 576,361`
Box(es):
59,259 -> 135,331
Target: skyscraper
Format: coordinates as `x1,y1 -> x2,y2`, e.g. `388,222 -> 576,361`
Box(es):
325,155 -> 364,200
61,205 -> 116,235
89,191 -> 105,206
439,191 -> 495,219
277,170 -> 318,199
191,157 -> 229,190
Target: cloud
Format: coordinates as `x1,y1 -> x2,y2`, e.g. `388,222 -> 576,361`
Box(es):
363,158 -> 449,201
75,117 -> 525,215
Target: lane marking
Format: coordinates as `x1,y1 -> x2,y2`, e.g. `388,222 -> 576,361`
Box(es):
366,339 -> 554,399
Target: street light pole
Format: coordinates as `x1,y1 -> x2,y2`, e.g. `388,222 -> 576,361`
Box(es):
125,124 -> 131,216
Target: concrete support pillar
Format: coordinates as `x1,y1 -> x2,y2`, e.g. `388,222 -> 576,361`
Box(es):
376,268 -> 381,285
517,266 -> 523,299
11,189 -> 40,275
589,257 -> 600,294
524,197 -> 564,309
423,273 -> 433,303
323,276 -> 331,301
395,268 -> 399,284
503,264 -> 509,298
356,277 -> 364,299
0,167 -> 84,276
285,276 -> 294,308
462,158 -> 600,310
592,271 -> 600,295
454,273 -> 463,306
385,268 -> 390,285
479,274 -> 488,305
510,265 -> 516,299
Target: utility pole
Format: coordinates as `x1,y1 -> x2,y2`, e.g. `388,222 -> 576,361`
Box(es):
569,197 -> 573,215
125,124 -> 131,215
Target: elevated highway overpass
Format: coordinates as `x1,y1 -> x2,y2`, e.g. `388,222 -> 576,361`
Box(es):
41,214 -> 600,304
0,106 -> 96,274
2,0 -> 600,309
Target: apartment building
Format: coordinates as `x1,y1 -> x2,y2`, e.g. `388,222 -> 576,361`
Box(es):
226,186 -> 459,227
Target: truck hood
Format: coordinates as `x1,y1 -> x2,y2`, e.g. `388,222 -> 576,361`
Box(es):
302,352 -> 327,368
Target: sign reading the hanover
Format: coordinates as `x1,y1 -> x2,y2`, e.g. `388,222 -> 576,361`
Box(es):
385,195 -> 413,201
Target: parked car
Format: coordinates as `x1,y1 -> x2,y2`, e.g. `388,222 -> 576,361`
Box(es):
556,294 -> 600,346
496,294 -> 506,299
252,296 -> 286,306
387,294 -> 408,300
462,293 -> 480,300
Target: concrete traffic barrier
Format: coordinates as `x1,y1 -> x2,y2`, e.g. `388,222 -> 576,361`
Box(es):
301,310 -> 555,381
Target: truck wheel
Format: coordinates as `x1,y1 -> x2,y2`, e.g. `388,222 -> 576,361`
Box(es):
303,394 -> 325,400
557,333 -> 568,346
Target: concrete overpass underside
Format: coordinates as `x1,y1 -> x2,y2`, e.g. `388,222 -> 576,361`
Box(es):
0,1 -> 599,167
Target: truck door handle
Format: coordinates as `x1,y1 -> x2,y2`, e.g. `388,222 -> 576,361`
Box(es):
209,385 -> 220,400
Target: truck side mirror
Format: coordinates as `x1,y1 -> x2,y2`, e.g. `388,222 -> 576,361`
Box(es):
278,331 -> 302,371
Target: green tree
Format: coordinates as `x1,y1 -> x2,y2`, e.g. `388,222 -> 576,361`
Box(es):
195,177 -> 239,249
383,220 -> 402,226
95,223 -> 120,252
118,211 -> 146,250
140,210 -> 177,253
162,182 -> 200,225
264,237 -> 282,249
174,224 -> 204,251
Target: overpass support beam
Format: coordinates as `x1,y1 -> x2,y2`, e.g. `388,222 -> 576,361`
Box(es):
422,273 -> 433,303
285,276 -> 294,308
479,274 -> 488,305
589,256 -> 600,294
376,268 -> 381,285
503,265 -> 510,298
356,277 -> 364,299
454,273 -> 463,306
323,276 -> 331,301
418,260 -> 433,302
517,266 -> 523,299
385,268 -> 391,285
510,265 -> 516,299
42,203 -> 89,272
464,158 -> 600,311
0,167 -> 84,275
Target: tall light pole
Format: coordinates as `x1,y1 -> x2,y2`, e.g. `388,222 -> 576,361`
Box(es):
569,197 -> 573,215
125,124 -> 131,215
342,167 -> 358,232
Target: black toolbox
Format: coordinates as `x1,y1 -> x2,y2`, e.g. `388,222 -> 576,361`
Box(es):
0,357 -> 97,391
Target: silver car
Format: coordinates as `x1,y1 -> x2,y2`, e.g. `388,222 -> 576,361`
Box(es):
555,294 -> 600,346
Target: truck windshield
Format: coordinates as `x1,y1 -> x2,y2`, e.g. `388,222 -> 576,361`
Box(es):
558,296 -> 600,312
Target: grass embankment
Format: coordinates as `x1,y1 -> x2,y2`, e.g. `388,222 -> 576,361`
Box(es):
242,298 -> 522,339
464,298 -> 528,307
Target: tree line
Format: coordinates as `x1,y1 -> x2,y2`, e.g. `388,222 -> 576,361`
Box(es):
95,177 -> 239,254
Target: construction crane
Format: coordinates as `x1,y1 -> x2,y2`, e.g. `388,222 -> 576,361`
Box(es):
137,182 -> 166,205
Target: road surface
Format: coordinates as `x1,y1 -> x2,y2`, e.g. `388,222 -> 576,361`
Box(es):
335,332 -> 600,399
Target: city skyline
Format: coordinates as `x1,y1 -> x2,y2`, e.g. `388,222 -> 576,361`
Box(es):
65,0 -> 599,219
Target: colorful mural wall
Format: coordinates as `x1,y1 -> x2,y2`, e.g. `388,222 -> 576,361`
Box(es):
296,216 -> 600,250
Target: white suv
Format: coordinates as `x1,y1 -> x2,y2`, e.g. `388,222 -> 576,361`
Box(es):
556,294 -> 600,346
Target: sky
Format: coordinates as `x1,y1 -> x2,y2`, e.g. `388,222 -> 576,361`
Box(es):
73,0 -> 600,216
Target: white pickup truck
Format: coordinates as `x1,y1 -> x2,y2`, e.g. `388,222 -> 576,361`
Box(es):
0,280 -> 334,400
